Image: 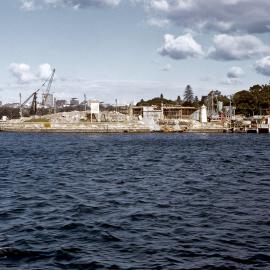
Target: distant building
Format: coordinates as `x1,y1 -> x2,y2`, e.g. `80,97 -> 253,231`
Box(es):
42,93 -> 54,108
70,98 -> 79,106
56,99 -> 67,108
4,103 -> 20,108
132,105 -> 197,120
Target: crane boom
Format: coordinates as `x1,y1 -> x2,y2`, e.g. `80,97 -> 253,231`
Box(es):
20,68 -> 56,117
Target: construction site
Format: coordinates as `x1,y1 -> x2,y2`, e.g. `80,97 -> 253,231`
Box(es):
1,69 -> 270,133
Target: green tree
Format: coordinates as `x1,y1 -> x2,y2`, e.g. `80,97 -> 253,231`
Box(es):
193,96 -> 199,107
233,90 -> 256,116
176,95 -> 182,105
183,85 -> 194,103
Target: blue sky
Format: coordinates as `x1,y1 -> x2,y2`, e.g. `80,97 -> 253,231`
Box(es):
1,0 -> 270,104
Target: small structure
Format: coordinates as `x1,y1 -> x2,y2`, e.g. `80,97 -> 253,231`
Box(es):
42,93 -> 54,108
1,116 -> 7,122
70,98 -> 79,106
87,100 -> 100,122
163,105 -> 197,120
131,105 -> 197,120
55,99 -> 67,108
200,105 -> 207,123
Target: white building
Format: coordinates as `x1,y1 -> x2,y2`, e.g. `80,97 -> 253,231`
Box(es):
42,93 -> 54,108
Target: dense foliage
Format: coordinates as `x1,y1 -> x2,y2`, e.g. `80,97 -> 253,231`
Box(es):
234,84 -> 270,115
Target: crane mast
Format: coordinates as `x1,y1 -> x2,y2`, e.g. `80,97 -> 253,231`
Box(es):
43,68 -> 56,107
20,68 -> 56,118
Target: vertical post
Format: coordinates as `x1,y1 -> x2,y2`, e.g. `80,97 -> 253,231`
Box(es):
115,98 -> 118,122
90,102 -> 92,123
229,96 -> 232,129
54,97 -> 57,114
84,94 -> 87,111
19,93 -> 22,118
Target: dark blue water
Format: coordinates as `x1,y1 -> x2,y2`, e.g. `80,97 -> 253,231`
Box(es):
0,133 -> 269,270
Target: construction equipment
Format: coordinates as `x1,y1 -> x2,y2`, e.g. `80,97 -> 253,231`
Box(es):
42,68 -> 56,107
20,68 -> 56,117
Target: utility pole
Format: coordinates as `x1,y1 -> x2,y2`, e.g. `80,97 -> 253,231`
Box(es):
115,98 -> 118,122
229,96 -> 232,129
19,93 -> 22,118
54,97 -> 57,114
84,94 -> 87,111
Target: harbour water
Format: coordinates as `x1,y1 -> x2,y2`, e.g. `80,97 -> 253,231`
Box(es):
0,133 -> 269,269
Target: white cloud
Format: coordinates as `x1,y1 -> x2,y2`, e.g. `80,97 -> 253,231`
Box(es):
9,63 -> 53,84
20,0 -> 121,10
38,63 -> 53,80
227,66 -> 244,78
208,34 -> 270,61
254,56 -> 270,76
9,63 -> 36,84
158,33 -> 204,60
147,18 -> 170,28
20,0 -> 37,11
139,0 -> 270,34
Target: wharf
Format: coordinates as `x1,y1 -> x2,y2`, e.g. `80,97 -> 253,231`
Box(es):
0,121 -> 151,133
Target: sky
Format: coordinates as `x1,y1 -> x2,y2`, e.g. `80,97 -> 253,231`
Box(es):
1,0 -> 270,104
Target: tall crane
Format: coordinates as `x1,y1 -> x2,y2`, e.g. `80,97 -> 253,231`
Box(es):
42,68 -> 56,107
20,68 -> 56,117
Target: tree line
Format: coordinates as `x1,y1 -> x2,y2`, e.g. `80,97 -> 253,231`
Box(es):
137,84 -> 270,116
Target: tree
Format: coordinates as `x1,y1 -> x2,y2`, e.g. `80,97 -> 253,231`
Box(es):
183,85 -> 194,106
176,95 -> 182,105
233,90 -> 256,116
184,85 -> 194,103
193,96 -> 199,107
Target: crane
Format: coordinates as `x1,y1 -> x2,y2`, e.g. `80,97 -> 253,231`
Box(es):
42,68 -> 56,107
20,68 -> 56,118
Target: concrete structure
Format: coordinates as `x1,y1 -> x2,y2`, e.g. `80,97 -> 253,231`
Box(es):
56,99 -> 67,108
42,93 -> 54,108
163,105 -> 197,120
1,116 -> 7,122
200,105 -> 207,123
70,98 -> 79,106
132,105 -> 197,120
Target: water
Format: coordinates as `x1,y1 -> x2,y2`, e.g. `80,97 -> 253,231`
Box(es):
0,133 -> 269,270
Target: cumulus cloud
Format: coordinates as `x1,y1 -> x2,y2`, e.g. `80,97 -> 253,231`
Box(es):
38,63 -> 53,80
20,0 -> 36,11
139,0 -> 270,34
9,63 -> 54,84
20,0 -> 121,10
9,63 -> 36,84
227,66 -> 244,78
208,34 -> 270,61
158,33 -> 204,60
254,56 -> 270,76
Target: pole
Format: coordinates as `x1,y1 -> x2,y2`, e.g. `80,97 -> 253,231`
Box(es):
19,93 -> 22,118
54,97 -> 57,114
229,97 -> 232,129
90,102 -> 92,123
115,98 -> 118,122
84,94 -> 87,111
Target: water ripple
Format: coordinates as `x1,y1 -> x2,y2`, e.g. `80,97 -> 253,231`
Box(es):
0,133 -> 269,269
